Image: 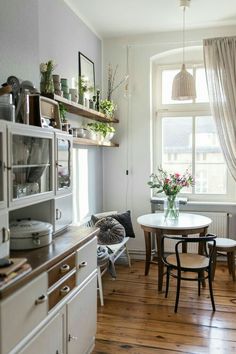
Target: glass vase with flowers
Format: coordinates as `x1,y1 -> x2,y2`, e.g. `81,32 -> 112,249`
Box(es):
148,167 -> 194,219
40,60 -> 56,94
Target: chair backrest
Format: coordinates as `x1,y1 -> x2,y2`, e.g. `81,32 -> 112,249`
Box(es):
162,233 -> 217,268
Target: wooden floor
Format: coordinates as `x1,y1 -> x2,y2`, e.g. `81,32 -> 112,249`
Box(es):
93,260 -> 236,354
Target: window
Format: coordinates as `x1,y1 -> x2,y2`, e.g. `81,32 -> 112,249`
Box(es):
154,64 -> 235,201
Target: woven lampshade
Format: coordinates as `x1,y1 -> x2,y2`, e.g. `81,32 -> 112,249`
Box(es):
172,64 -> 196,100
171,0 -> 196,101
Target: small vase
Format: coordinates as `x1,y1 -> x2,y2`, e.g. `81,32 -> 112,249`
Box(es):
164,195 -> 179,220
40,73 -> 54,94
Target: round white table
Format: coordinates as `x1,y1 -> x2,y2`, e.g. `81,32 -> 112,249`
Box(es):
137,213 -> 212,291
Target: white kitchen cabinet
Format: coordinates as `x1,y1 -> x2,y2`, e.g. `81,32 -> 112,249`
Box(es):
0,273 -> 48,354
7,123 -> 54,209
55,131 -> 72,195
67,274 -> 97,354
53,194 -> 73,234
0,122 -> 7,209
19,307 -> 66,354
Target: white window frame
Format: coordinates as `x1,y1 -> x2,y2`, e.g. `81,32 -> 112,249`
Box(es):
153,64 -> 236,202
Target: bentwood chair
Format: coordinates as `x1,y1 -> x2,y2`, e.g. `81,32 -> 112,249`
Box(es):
162,234 -> 216,313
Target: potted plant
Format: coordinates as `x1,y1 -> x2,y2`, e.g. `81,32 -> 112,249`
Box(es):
78,75 -> 94,105
99,99 -> 117,119
87,122 -> 115,142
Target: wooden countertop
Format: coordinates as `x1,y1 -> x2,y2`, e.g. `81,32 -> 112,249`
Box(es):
0,226 -> 98,300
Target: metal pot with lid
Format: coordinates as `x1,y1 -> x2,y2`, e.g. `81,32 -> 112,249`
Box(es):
10,218 -> 53,250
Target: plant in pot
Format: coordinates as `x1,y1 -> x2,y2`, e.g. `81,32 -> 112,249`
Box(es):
59,103 -> 67,123
87,122 -> 115,142
100,99 -> 117,119
78,76 -> 94,106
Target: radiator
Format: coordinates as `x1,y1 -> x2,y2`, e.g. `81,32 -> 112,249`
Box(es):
161,212 -> 229,254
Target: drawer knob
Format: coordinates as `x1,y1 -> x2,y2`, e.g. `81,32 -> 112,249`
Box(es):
60,285 -> 70,295
69,334 -> 78,341
60,264 -> 70,273
78,261 -> 87,269
35,294 -> 47,305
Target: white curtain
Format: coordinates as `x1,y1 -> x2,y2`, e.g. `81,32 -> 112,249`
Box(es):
203,36 -> 236,181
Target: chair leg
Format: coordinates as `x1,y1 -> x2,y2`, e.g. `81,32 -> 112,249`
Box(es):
211,247 -> 217,281
97,266 -> 104,306
198,272 -> 201,296
125,243 -> 131,267
208,271 -> 215,311
175,271 -> 181,313
229,252 -> 235,281
165,267 -> 170,298
227,252 -> 232,275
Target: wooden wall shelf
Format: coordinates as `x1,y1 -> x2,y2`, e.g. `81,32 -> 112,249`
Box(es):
43,94 -> 119,123
73,137 -> 119,148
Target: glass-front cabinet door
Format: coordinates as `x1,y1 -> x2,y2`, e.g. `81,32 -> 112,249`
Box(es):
0,122 -> 7,209
55,132 -> 72,195
8,124 -> 54,207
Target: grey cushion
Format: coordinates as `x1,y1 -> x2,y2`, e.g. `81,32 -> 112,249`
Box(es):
95,217 -> 125,245
92,210 -> 135,238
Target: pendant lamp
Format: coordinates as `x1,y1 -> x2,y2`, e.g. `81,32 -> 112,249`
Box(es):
172,0 -> 196,100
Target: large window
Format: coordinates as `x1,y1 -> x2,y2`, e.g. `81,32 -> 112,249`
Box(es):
154,64 -> 235,201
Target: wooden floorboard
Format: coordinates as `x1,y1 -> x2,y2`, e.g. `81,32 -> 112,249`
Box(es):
93,260 -> 236,354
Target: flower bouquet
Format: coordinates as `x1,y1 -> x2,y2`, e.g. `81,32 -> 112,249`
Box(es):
148,167 -> 194,219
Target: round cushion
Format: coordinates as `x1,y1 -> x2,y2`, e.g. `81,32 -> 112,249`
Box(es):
95,217 -> 125,245
215,238 -> 236,249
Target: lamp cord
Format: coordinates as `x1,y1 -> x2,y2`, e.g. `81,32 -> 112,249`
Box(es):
182,6 -> 186,65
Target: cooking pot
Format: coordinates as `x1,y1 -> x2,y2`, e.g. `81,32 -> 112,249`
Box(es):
10,219 -> 53,250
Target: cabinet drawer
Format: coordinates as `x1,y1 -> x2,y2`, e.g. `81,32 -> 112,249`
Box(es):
76,237 -> 97,286
48,273 -> 76,310
48,252 -> 76,288
0,273 -> 48,354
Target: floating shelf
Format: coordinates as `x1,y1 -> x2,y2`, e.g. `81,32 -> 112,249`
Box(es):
43,94 -> 119,123
73,137 -> 119,148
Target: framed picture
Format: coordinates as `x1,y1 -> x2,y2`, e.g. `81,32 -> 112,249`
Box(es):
78,52 -> 95,94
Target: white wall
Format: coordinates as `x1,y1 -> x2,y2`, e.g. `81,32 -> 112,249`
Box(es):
0,0 -> 103,220
103,26 -> 236,253
0,0 -> 39,85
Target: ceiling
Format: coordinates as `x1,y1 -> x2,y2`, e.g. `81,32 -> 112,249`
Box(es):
65,0 -> 236,38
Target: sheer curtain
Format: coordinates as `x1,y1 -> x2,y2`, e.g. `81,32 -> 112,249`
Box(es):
203,36 -> 236,181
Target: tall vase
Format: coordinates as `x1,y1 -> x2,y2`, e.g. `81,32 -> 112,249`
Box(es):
164,195 -> 179,220
40,72 -> 54,95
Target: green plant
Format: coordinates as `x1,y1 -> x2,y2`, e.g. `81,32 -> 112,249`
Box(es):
59,103 -> 67,122
78,75 -> 94,96
87,122 -> 115,138
100,99 -> 117,118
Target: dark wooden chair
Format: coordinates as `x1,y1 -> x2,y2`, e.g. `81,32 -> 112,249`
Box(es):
162,234 -> 216,313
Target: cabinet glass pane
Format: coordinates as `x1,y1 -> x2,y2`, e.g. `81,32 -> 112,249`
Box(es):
0,132 -> 3,202
57,138 -> 71,190
12,135 -> 52,199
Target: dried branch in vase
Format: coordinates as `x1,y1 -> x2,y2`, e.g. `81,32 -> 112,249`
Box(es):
107,63 -> 129,101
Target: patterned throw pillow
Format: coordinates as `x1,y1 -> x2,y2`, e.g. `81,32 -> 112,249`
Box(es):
92,210 -> 135,238
95,217 -> 125,245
